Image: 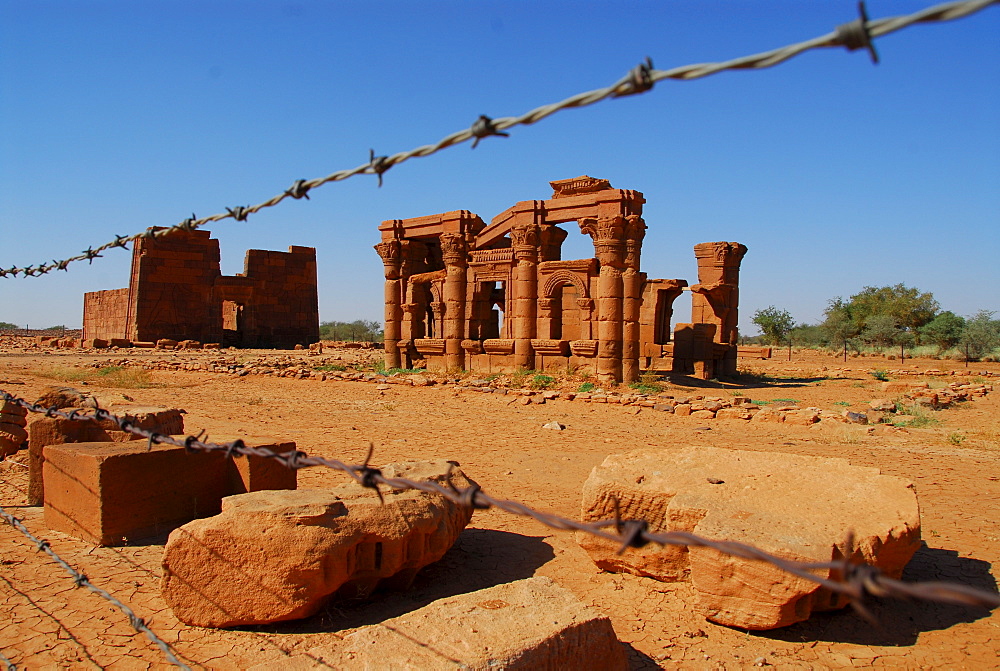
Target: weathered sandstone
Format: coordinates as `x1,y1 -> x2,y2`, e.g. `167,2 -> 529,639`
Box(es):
162,460 -> 476,627
335,577 -> 627,670
578,446 -> 921,629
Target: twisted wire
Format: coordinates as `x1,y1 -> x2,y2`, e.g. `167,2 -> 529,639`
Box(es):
1,0 -> 995,279
3,389 -> 997,617
0,503 -> 190,670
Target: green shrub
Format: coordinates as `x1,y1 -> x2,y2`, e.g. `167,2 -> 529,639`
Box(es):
531,374 -> 554,390
871,369 -> 890,382
578,382 -> 596,393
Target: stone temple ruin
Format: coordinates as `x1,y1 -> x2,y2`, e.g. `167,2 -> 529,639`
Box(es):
83,228 -> 319,349
375,176 -> 747,382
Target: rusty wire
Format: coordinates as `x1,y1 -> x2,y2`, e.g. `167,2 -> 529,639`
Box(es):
1,0 -> 996,279
3,389 -> 998,619
0,503 -> 190,670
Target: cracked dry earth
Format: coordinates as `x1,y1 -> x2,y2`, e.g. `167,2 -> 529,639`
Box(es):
1,347 -> 998,669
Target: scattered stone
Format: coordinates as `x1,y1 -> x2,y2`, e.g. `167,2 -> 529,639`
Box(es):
0,399 -> 28,458
33,386 -> 96,410
844,411 -> 868,425
578,446 -> 920,629
162,460 -> 477,627
542,420 -> 566,431
336,577 -> 627,671
674,404 -> 692,416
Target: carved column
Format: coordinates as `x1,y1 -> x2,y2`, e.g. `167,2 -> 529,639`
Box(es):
374,239 -> 402,370
581,216 -> 627,382
440,233 -> 468,370
621,215 -> 646,383
398,240 -> 428,368
510,219 -> 540,370
691,241 -> 748,376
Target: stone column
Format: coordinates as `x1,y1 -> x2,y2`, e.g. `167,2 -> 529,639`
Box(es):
691,242 -> 748,376
374,239 -> 402,370
398,240 -> 428,369
510,220 -> 541,371
621,215 -> 646,383
439,233 -> 469,371
580,216 -> 627,383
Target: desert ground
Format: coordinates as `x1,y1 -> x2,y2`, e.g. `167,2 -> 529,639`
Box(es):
1,338 -> 998,669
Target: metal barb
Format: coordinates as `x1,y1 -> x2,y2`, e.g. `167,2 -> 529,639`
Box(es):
615,56 -> 655,97
836,1 -> 880,63
368,149 -> 390,187
226,206 -> 250,222
470,115 -> 510,149
285,179 -> 311,200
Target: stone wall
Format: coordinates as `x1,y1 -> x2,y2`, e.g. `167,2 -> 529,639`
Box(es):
82,229 -> 319,349
82,288 -> 129,341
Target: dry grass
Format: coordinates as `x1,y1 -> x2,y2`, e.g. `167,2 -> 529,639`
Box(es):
32,365 -> 157,389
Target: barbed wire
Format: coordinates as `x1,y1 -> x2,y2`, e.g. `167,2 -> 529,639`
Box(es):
3,389 -> 998,621
0,648 -> 15,671
1,0 -> 996,280
0,502 -> 190,670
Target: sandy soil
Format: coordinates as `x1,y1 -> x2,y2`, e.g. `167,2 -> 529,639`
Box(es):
1,343 -> 998,669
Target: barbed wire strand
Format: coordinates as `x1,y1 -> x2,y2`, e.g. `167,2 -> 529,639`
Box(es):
0,502 -> 190,670
1,0 -> 996,279
0,648 -> 15,671
3,389 -> 997,618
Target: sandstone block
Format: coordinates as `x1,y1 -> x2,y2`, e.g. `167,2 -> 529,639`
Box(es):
674,404 -> 692,416
336,577 -> 627,671
691,409 -> 716,420
161,460 -> 476,627
578,446 -> 920,630
783,408 -> 820,426
109,338 -> 132,348
715,407 -> 751,421
28,406 -> 185,506
750,406 -> 784,423
156,339 -> 178,349
42,436 -> 296,545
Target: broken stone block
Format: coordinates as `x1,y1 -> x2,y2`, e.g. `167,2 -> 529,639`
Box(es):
161,460 -> 476,627
715,407 -> 751,421
0,399 -> 28,459
783,408 -> 820,426
27,405 -> 185,506
42,436 -> 297,545
336,577 -> 627,670
578,446 -> 920,630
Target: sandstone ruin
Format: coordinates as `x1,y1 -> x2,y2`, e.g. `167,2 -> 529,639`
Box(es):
578,446 -> 922,630
84,228 -> 319,349
375,176 -> 747,382
161,460 -> 476,627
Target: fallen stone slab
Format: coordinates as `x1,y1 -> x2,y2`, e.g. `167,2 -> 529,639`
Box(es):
27,405 -> 185,506
0,399 -> 28,458
43,436 -> 296,545
332,576 -> 626,671
578,446 -> 920,630
161,460 -> 476,627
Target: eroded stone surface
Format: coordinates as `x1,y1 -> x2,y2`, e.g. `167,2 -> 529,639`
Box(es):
0,398 -> 28,458
161,460 -> 476,627
333,577 -> 627,671
578,446 -> 921,629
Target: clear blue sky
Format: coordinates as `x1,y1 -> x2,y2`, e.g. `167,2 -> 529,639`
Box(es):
2,1 -> 998,334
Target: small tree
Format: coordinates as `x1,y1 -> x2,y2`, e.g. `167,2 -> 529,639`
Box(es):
751,306 -> 795,346
861,314 -> 901,352
822,299 -> 859,352
0,321 -> 18,330
919,311 -> 965,352
959,310 -> 1000,360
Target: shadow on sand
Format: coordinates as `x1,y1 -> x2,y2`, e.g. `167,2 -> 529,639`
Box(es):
759,544 -> 998,647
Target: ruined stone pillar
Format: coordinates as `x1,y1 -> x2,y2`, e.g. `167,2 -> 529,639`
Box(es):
621,215 -> 646,383
581,216 -> 627,383
510,220 -> 540,371
374,239 -> 403,370
439,233 -> 469,370
691,242 -> 748,377
397,240 -> 428,369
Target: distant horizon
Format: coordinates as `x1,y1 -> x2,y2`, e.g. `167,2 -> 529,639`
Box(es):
2,1 -> 997,335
